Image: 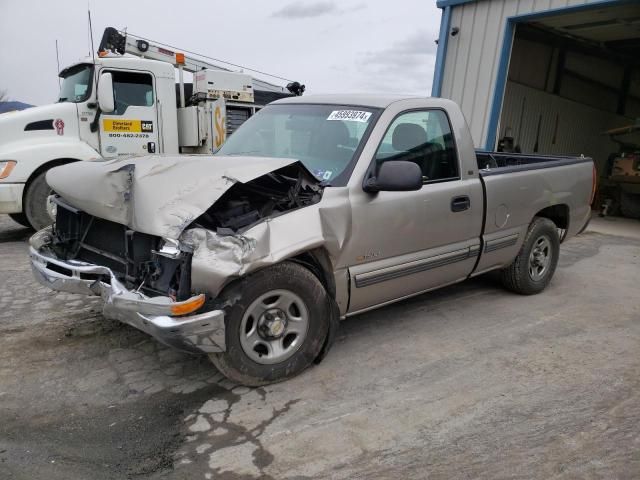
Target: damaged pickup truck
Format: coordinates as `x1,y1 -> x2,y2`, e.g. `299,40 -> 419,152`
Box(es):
30,95 -> 595,385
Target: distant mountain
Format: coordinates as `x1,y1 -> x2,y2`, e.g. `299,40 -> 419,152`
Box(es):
0,101 -> 33,114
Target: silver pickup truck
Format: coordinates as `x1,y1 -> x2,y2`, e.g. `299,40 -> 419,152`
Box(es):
30,94 -> 595,385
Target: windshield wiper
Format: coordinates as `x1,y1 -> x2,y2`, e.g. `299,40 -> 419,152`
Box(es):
58,97 -> 68,103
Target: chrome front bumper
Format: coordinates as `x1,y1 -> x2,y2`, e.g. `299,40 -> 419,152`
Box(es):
29,229 -> 226,354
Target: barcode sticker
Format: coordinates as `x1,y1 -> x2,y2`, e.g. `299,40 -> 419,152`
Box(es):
327,110 -> 371,122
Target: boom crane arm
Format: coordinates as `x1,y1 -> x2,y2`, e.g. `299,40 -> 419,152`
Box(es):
97,27 -> 304,107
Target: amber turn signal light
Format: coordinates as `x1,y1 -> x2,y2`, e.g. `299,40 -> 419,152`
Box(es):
0,161 -> 16,179
170,294 -> 205,316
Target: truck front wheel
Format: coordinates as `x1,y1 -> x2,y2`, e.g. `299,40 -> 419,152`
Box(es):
500,217 -> 560,295
209,261 -> 330,386
24,171 -> 54,231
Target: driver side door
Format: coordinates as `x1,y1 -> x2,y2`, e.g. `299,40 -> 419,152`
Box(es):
345,108 -> 483,313
99,70 -> 159,159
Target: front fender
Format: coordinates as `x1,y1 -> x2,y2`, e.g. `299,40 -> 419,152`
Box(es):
0,138 -> 101,183
182,188 -> 352,308
183,205 -> 327,298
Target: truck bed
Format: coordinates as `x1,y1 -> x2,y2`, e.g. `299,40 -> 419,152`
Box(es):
471,150 -> 594,276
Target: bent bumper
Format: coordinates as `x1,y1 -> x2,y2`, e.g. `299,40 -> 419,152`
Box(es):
29,229 -> 226,354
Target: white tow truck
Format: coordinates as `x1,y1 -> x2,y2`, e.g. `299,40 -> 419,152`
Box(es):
0,27 -> 303,230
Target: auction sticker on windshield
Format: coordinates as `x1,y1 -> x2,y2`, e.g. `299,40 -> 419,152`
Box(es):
327,110 -> 371,122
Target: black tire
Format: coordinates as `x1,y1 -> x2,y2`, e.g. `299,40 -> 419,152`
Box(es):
501,217 -> 560,295
209,261 -> 330,386
8,213 -> 32,229
24,171 -> 54,230
620,192 -> 640,219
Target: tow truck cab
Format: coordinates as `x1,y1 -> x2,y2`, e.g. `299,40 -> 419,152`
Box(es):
0,27 -> 299,230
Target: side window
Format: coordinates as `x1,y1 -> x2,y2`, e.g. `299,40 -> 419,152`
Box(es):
374,110 -> 459,183
110,72 -> 154,115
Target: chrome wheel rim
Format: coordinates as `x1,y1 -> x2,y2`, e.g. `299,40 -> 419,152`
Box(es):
529,235 -> 552,281
240,289 -> 309,365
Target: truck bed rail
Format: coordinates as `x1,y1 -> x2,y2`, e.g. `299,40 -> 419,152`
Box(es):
476,151 -> 592,176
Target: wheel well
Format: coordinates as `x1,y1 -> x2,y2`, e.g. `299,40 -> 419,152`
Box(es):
534,204 -> 569,230
289,249 -> 336,299
23,158 -> 78,194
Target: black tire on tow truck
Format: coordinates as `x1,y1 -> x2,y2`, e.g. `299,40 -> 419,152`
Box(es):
500,217 -> 560,295
24,171 -> 54,231
209,261 -> 330,386
9,213 -> 32,229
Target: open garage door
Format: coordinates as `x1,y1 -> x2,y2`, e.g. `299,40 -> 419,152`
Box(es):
494,2 -> 640,218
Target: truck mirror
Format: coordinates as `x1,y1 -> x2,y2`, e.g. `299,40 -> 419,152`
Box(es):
97,73 -> 115,113
364,161 -> 423,193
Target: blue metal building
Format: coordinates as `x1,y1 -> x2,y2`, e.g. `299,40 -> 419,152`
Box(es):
432,0 -> 640,160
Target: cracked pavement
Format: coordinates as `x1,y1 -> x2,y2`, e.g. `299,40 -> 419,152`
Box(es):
1,214 -> 639,479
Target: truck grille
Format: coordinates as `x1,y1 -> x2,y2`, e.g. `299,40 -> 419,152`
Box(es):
51,197 -> 192,300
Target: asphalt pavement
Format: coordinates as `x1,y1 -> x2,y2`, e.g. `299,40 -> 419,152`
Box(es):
1,214 -> 639,479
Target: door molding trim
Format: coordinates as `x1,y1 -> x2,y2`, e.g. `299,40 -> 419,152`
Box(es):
354,245 -> 479,289
484,233 -> 519,253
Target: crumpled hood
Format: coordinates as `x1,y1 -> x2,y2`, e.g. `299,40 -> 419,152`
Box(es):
46,155 -> 302,238
0,103 -> 78,154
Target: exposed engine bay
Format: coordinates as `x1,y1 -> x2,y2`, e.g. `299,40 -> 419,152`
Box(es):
192,163 -> 323,234
46,162 -> 322,301
49,197 -> 193,301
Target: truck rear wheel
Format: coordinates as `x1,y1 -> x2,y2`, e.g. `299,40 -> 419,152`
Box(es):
24,171 -> 54,231
500,217 -> 559,295
620,192 -> 640,219
209,261 -> 330,386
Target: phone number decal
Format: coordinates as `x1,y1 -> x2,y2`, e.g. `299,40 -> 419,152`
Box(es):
107,133 -> 151,138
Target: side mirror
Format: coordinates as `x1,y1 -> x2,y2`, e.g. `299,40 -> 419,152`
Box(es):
364,161 -> 423,192
97,73 -> 115,113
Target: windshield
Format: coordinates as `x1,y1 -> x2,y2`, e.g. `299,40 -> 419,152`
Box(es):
217,104 -> 379,186
58,64 -> 93,103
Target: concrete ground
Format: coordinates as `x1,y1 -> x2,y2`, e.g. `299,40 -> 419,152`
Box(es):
1,214 -> 639,479
588,215 -> 640,241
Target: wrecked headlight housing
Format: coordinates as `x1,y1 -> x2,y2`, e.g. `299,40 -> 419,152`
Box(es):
153,237 -> 192,259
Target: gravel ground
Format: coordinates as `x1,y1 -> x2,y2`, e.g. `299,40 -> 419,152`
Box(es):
0,214 -> 639,479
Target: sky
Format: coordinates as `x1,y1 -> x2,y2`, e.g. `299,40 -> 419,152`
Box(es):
0,0 -> 442,105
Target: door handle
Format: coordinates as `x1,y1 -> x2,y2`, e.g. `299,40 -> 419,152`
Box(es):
451,195 -> 470,212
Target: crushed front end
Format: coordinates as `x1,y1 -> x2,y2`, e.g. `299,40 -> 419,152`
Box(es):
29,197 -> 226,353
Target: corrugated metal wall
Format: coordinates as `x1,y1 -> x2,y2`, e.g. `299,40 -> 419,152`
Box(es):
440,0 -> 616,148
500,81 -> 629,161
498,31 -> 636,163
